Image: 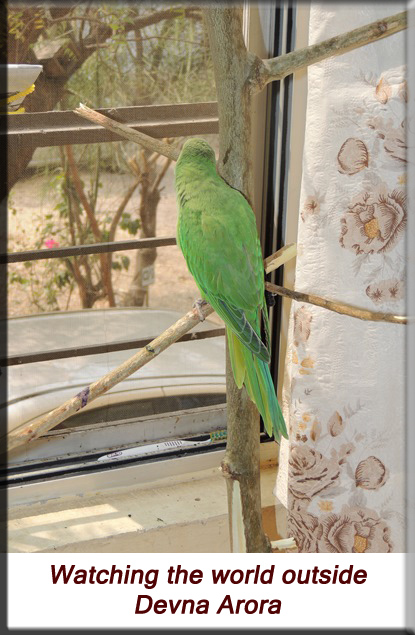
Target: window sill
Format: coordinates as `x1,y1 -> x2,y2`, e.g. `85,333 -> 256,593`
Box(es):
7,458 -> 282,553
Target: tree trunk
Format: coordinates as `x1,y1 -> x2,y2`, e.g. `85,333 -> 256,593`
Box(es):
204,6 -> 270,553
122,188 -> 160,307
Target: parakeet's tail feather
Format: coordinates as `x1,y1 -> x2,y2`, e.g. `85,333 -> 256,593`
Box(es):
227,330 -> 288,441
227,327 -> 245,389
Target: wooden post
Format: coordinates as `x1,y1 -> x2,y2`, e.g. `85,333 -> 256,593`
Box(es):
204,6 -> 270,553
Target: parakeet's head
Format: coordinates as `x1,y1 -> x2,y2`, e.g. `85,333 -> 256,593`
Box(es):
178,138 -> 216,165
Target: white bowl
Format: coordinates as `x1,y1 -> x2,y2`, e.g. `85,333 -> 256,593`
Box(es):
1,64 -> 43,94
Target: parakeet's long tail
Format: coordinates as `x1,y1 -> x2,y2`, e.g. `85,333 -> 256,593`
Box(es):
227,329 -> 288,441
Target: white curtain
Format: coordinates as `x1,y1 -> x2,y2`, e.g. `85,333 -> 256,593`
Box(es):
276,3 -> 407,553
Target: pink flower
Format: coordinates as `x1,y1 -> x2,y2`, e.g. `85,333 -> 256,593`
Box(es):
45,238 -> 59,249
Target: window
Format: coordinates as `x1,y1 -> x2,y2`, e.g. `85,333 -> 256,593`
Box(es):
4,3 -> 226,496
3,2 -> 305,503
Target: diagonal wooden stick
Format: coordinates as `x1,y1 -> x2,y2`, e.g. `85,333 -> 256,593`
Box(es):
253,11 -> 407,91
74,103 -> 180,161
264,243 -> 297,274
6,302 -> 214,453
6,245 -> 294,452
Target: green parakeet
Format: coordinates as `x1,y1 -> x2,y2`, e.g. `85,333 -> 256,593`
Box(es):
175,138 -> 288,442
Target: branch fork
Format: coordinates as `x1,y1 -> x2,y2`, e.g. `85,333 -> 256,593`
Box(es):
249,11 -> 406,93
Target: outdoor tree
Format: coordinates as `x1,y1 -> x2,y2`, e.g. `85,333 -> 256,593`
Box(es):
121,144 -> 173,307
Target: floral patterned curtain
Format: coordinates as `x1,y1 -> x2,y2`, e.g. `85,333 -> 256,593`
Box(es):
276,2 -> 407,553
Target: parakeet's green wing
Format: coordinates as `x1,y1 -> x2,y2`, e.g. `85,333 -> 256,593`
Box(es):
175,139 -> 288,441
177,180 -> 269,362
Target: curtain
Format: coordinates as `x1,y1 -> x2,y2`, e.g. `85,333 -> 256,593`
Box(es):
276,2 -> 407,553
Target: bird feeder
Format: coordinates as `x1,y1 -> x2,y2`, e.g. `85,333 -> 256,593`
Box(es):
0,64 -> 43,114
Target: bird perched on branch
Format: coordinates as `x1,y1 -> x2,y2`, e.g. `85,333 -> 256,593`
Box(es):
175,138 -> 287,442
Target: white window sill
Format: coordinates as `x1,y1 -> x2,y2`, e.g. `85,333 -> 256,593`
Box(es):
7,449 -> 282,553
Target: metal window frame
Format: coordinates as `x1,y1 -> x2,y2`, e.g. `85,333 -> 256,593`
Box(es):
4,108 -> 223,475
3,102 -> 219,147
275,4 -> 309,399
3,104 -> 219,367
258,1 -> 309,402
260,1 -> 296,394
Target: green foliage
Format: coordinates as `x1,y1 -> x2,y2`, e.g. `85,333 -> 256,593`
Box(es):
120,212 -> 140,235
8,252 -> 72,314
7,11 -> 25,40
111,256 -> 130,272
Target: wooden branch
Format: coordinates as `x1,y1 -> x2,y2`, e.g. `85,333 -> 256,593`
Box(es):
74,104 -> 180,161
204,6 -> 270,554
152,155 -> 173,193
5,245 -> 289,452
6,302 -> 214,453
60,146 -> 88,301
108,177 -> 140,243
48,6 -> 202,30
264,243 -> 297,274
266,282 -> 407,324
106,177 -> 141,295
65,146 -> 102,239
124,6 -> 202,32
65,145 -> 116,307
253,11 -> 407,92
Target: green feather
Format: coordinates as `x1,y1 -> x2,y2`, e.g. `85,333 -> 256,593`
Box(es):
227,330 -> 287,440
175,138 -> 288,442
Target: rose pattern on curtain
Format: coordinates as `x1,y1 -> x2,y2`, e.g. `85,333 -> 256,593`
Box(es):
276,3 -> 408,553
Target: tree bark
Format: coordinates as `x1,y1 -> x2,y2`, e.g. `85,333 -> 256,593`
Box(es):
265,282 -> 407,324
204,5 -> 270,553
122,187 -> 160,307
64,145 -> 116,307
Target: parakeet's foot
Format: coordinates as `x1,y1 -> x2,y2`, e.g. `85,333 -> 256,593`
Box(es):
265,290 -> 276,307
193,298 -> 207,322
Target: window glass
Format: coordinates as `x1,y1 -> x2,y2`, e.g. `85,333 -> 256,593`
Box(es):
57,393 -> 227,429
6,3 -> 224,474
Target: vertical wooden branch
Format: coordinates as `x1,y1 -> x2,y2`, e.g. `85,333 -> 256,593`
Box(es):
204,6 -> 270,553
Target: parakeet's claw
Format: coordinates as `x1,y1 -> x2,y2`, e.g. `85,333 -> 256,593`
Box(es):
265,290 -> 276,307
193,298 -> 207,322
